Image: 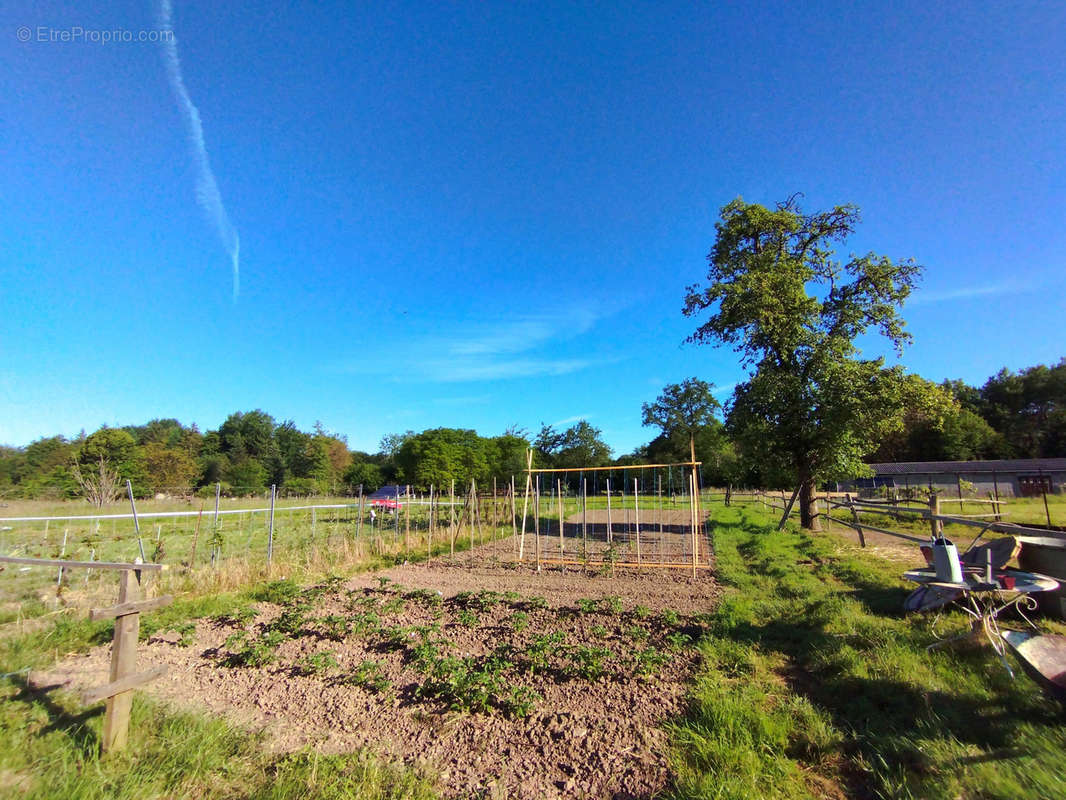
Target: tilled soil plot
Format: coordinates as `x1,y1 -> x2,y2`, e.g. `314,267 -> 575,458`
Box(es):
40,539 -> 718,799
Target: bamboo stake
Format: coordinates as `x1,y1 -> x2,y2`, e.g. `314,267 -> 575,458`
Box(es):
634,478 -> 641,565
493,477 -> 498,561
449,480 -> 456,557
658,474 -> 664,566
557,478 -> 565,567
534,476 -> 541,572
428,484 -> 434,562
582,478 -> 588,565
510,475 -> 517,553
470,479 -> 476,565
690,472 -> 697,579
519,453 -> 532,561
606,478 -> 613,544
405,485 -> 411,558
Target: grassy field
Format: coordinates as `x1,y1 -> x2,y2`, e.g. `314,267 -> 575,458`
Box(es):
670,501 -> 1066,799
1,497 -> 1065,798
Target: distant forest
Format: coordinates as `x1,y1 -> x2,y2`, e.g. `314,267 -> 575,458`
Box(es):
1,359 -> 1062,501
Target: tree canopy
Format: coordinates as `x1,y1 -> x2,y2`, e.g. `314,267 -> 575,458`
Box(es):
641,378 -> 722,464
683,196 -> 925,528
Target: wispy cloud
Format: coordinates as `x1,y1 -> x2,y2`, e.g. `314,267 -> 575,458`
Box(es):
551,414 -> 592,427
417,357 -> 594,383
446,309 -> 600,357
158,0 -> 240,301
429,395 -> 494,406
712,382 -> 737,396
910,283 -> 1035,305
339,308 -> 606,384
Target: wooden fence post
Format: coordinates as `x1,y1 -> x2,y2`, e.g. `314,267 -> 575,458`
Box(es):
846,493 -> 866,548
102,569 -> 138,752
928,493 -> 941,540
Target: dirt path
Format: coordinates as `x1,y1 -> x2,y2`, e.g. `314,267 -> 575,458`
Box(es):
39,538 -> 719,799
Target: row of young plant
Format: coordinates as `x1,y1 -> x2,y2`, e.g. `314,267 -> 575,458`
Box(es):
203,576 -> 702,720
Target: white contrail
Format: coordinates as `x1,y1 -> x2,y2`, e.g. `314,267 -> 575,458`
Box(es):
158,0 -> 240,301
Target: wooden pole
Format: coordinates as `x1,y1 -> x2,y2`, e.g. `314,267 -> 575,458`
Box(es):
102,569 -> 139,753
267,484 -> 276,565
846,494 -> 866,547
405,486 -> 411,558
928,493 -> 941,540
606,478 -> 613,544
493,477 -> 498,561
582,478 -> 588,565
956,473 -> 965,514
449,480 -> 456,558
213,482 -> 221,532
357,485 -> 364,539
428,484 -> 434,562
57,530 -> 68,593
519,453 -> 532,561
658,474 -> 664,566
189,504 -> 204,567
634,478 -> 641,565
470,479 -> 476,564
534,476 -> 541,572
557,478 -> 565,567
510,477 -> 517,559
690,472 -> 697,579
776,486 -> 801,531
1042,474 -> 1053,528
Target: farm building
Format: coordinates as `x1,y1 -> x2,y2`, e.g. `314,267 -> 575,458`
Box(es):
837,458 -> 1066,498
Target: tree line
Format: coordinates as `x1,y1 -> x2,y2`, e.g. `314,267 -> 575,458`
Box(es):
0,355 -> 1059,505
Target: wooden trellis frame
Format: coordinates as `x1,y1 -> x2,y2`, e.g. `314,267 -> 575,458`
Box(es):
518,451 -> 707,577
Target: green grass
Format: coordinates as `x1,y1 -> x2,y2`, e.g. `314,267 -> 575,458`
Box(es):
0,686 -> 436,800
668,501 -> 1066,800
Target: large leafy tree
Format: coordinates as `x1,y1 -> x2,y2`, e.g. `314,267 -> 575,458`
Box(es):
641,378 -> 722,464
979,359 -> 1066,457
395,428 -> 490,490
683,196 -> 924,529
534,421 -> 612,469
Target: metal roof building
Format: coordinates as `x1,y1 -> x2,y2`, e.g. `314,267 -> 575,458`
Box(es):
840,458 -> 1066,498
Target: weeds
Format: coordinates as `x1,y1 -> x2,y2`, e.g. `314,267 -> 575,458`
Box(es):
602,596 -> 624,615
456,609 -> 479,628
577,597 -> 599,614
222,629 -> 284,668
632,646 -> 669,677
567,645 -> 612,680
523,632 -> 565,675
319,614 -> 350,641
347,659 -> 392,694
297,650 -> 339,675
503,686 -> 542,719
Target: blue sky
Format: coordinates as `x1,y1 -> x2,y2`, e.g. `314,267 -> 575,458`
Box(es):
2,1 -> 1064,455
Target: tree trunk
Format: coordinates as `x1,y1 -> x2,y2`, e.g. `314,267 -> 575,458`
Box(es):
798,468 -> 822,531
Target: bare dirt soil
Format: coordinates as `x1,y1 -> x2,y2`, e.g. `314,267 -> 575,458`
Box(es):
40,535 -> 719,800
